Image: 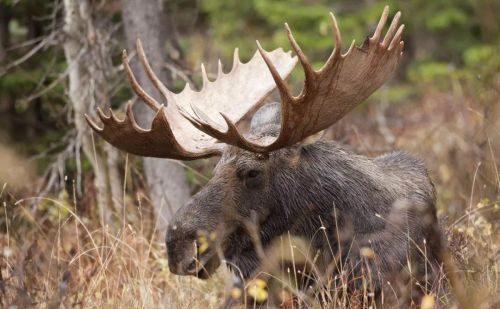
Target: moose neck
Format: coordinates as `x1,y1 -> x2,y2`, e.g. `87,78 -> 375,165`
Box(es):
272,140 -> 391,234
227,140 -> 394,278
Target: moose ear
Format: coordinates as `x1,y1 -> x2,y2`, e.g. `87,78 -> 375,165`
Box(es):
287,130 -> 324,165
250,102 -> 281,133
298,130 -> 324,147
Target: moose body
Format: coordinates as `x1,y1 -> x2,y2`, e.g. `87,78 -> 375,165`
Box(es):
166,104 -> 441,297
86,6 -> 443,306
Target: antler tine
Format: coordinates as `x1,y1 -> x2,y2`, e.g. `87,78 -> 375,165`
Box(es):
109,107 -> 122,123
381,11 -> 401,48
136,39 -> 175,105
190,104 -> 225,132
343,39 -> 356,57
201,63 -> 210,88
256,40 -> 293,103
122,49 -> 162,112
218,112 -> 251,146
217,59 -> 223,78
176,104 -> 226,140
124,101 -> 143,131
284,22 -> 315,87
371,5 -> 390,42
196,110 -> 255,151
85,113 -> 103,132
97,107 -> 111,123
389,24 -> 405,50
179,108 -> 225,142
320,12 -> 344,72
232,48 -> 240,72
329,12 -> 342,56
177,105 -> 202,127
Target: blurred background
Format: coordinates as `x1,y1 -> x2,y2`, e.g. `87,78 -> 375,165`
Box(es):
0,0 -> 498,307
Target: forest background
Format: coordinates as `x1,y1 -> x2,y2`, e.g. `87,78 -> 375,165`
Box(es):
0,0 -> 499,307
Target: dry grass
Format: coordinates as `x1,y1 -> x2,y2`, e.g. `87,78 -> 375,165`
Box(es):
1,192 -> 498,308
0,193 -> 227,308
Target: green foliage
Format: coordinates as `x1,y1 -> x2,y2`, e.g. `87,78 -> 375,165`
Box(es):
1,69 -> 41,93
200,0 -> 393,62
460,43 -> 500,101
36,190 -> 71,223
425,7 -> 469,31
371,85 -> 416,104
463,43 -> 500,79
463,45 -> 494,67
8,19 -> 27,36
408,60 -> 453,84
200,0 -> 498,90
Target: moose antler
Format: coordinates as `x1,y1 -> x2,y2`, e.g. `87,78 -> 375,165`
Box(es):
87,6 -> 403,158
86,40 -> 297,159
180,6 -> 405,153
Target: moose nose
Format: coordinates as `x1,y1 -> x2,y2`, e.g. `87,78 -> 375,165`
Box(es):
165,233 -> 199,275
169,256 -> 198,276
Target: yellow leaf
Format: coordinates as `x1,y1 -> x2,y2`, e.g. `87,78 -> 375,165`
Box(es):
230,287 -> 242,300
248,286 -> 268,302
248,279 -> 268,302
254,278 -> 267,289
421,294 -> 435,309
198,243 -> 209,254
360,247 -> 376,258
197,235 -> 209,254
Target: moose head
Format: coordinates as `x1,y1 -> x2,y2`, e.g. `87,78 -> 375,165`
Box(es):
86,6 -> 409,281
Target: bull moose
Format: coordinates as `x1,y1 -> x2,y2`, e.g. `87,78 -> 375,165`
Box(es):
86,6 -> 443,307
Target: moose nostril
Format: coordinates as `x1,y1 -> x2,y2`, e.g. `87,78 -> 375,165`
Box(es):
186,258 -> 197,273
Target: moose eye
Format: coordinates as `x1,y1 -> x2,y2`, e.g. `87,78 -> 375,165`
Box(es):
243,169 -> 262,189
247,170 -> 260,178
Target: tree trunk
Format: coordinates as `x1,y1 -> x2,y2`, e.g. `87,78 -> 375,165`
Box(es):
63,0 -> 122,226
122,0 -> 190,232
0,3 -> 11,135
0,3 -> 9,63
